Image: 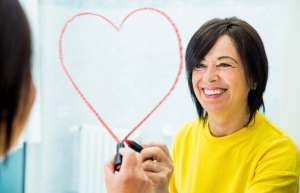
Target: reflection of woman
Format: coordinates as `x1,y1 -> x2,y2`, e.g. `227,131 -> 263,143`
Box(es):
169,17 -> 300,193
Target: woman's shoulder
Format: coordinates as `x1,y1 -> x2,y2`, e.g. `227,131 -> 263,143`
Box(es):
172,118 -> 206,148
254,112 -> 300,173
171,118 -> 204,159
255,112 -> 297,144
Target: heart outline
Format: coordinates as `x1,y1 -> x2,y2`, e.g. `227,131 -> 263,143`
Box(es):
59,7 -> 183,143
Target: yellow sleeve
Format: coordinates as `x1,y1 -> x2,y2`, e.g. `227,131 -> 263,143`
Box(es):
246,137 -> 300,193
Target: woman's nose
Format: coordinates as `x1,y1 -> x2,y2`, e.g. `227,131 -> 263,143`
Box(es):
203,65 -> 218,83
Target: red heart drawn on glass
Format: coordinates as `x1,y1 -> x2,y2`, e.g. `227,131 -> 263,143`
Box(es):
59,7 -> 183,143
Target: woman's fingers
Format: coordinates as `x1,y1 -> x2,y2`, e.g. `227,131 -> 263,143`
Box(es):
144,171 -> 170,185
104,148 -> 154,193
104,157 -> 115,180
142,143 -> 170,157
104,143 -> 173,193
118,148 -> 140,173
140,143 -> 174,193
142,159 -> 162,173
141,146 -> 170,163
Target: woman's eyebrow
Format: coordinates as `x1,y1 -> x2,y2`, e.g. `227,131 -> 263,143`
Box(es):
217,56 -> 239,64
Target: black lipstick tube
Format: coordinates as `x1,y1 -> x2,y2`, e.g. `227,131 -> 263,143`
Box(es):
114,142 -> 125,171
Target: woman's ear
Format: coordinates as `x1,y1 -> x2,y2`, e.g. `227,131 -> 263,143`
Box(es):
250,82 -> 257,90
248,78 -> 257,91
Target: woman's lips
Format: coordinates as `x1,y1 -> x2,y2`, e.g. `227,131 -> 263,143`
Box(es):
202,88 -> 227,99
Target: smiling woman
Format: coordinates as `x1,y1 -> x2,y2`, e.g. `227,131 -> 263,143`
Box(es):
186,18 -> 268,126
192,35 -> 251,133
169,17 -> 300,193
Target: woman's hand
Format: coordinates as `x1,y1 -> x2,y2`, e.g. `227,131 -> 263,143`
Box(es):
104,148 -> 154,193
141,143 -> 173,193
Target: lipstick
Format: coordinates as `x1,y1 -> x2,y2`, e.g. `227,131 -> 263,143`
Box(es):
114,142 -> 125,171
125,139 -> 143,153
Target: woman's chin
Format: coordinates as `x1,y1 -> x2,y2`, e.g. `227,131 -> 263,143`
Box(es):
202,104 -> 228,115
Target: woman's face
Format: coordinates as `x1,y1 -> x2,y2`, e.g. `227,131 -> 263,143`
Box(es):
192,35 -> 250,116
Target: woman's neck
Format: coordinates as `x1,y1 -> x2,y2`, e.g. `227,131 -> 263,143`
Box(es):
207,107 -> 250,137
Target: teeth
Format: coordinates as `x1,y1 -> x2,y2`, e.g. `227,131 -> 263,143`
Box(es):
203,89 -> 226,95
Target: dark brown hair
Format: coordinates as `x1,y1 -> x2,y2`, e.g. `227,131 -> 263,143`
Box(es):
0,0 -> 32,155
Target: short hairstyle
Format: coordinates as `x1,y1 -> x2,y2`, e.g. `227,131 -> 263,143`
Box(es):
0,0 -> 32,155
185,17 -> 268,124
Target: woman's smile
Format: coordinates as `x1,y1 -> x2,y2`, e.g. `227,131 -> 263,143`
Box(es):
201,87 -> 228,99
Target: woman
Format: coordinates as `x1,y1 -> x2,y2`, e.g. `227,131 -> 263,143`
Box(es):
169,17 -> 300,193
3,1 -> 297,191
106,17 -> 300,193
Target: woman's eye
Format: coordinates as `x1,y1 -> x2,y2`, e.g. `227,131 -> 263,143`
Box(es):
194,63 -> 206,69
217,63 -> 232,68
